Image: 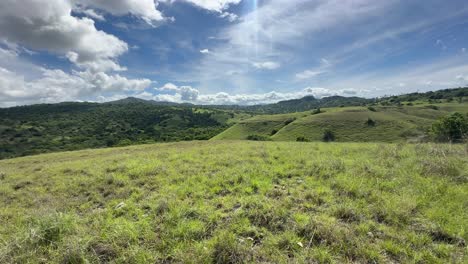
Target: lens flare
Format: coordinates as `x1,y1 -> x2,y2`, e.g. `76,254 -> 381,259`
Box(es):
252,0 -> 259,57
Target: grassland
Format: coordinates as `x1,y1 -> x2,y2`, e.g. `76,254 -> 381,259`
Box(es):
213,103 -> 468,142
0,141 -> 467,263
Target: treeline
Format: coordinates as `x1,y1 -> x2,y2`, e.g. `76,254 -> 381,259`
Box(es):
0,103 -> 231,159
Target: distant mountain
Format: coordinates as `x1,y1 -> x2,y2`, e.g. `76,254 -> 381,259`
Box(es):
240,95 -> 370,114
106,97 -> 185,106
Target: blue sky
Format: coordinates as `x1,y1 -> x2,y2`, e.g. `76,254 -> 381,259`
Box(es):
0,0 -> 468,106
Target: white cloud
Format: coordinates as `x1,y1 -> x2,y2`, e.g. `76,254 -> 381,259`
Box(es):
220,12 -> 238,22
253,61 -> 281,70
177,0 -> 241,13
0,0 -> 129,72
75,8 -> 106,21
76,0 -> 166,26
155,83 -> 199,101
295,70 -> 325,80
147,82 -> 362,105
0,67 -> 152,107
200,49 -> 210,54
0,47 -> 152,107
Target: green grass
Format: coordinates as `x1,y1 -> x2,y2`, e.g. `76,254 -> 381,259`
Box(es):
213,103 -> 468,142
0,141 -> 467,263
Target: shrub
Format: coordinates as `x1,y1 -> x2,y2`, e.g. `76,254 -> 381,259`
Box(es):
432,112 -> 468,142
246,135 -> 270,141
312,108 -> 322,115
284,118 -> 296,126
425,105 -> 439,110
296,136 -> 309,142
322,129 -> 335,142
367,106 -> 377,112
366,118 -> 376,127
270,129 -> 278,136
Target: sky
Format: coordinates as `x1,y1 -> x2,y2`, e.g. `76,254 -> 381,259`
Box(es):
0,0 -> 468,107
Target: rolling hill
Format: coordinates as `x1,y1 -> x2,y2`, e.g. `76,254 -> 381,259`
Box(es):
1,87 -> 467,159
213,103 -> 468,142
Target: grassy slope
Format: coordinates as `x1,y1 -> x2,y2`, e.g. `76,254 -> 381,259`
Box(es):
214,103 -> 468,142
211,113 -> 303,140
0,141 -> 467,263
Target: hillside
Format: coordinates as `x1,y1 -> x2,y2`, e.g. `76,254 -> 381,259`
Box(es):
0,102 -> 239,159
0,141 -> 466,263
213,103 -> 468,142
1,87 -> 467,160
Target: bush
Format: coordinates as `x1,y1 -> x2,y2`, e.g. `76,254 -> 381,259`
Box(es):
312,108 -> 322,115
270,129 -> 278,136
296,136 -> 309,142
367,106 -> 377,112
432,112 -> 468,142
246,135 -> 270,141
366,118 -> 376,127
284,118 -> 296,126
425,105 -> 439,110
322,129 -> 335,142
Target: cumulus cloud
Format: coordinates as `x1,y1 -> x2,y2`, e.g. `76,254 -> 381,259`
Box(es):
0,0 -> 129,72
155,83 -> 200,101
148,83 -> 361,105
0,46 -> 152,107
253,61 -> 281,70
0,67 -> 152,107
76,0 -> 166,26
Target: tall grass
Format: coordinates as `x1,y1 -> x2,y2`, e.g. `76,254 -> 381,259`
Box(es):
0,141 -> 466,263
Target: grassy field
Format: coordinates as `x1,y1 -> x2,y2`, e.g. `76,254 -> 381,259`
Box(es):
213,103 -> 468,142
0,141 -> 467,263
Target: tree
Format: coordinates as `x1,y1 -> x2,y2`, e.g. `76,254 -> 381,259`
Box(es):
432,112 -> 468,143
322,129 -> 335,142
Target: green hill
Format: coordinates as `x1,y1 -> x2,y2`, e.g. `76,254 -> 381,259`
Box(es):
214,103 -> 468,142
0,141 -> 466,263
0,102 -> 239,159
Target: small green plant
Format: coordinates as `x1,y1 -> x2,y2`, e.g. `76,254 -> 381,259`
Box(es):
212,233 -> 251,264
322,129 -> 335,142
296,136 -> 309,142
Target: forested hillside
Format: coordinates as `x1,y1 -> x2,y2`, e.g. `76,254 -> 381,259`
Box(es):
0,102 -> 237,159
